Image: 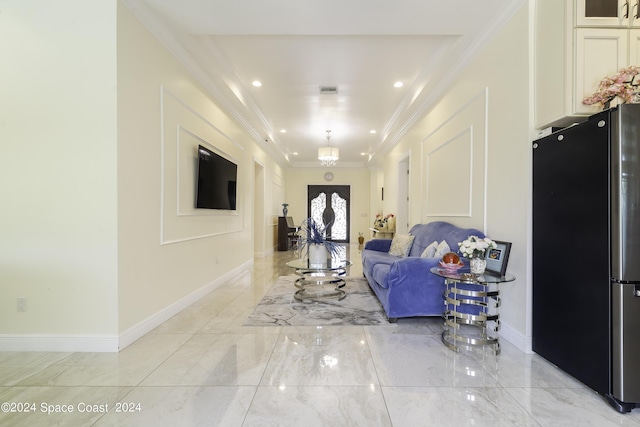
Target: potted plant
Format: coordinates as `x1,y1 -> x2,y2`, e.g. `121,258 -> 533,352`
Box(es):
298,218 -> 340,264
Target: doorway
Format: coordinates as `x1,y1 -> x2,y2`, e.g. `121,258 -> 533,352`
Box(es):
398,153 -> 411,234
253,160 -> 265,257
307,185 -> 350,243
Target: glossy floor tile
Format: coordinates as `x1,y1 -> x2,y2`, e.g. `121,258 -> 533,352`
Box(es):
244,385 -> 392,426
1,244 -> 639,426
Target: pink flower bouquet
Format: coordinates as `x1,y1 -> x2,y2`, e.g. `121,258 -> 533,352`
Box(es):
583,66 -> 640,106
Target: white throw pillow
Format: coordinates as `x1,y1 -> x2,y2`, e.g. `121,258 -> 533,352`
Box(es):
388,234 -> 415,257
434,240 -> 451,258
420,240 -> 439,258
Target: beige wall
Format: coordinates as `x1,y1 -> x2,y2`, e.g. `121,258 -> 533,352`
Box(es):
382,4 -> 532,351
284,168 -> 371,244
116,3 -> 284,345
0,0 -> 119,349
0,0 -> 285,352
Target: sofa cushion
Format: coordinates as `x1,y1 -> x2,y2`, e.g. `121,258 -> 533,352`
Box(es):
364,239 -> 392,252
420,240 -> 439,258
434,240 -> 451,258
362,249 -> 397,276
388,234 -> 415,257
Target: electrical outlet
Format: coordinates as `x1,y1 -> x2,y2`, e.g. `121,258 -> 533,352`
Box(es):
17,297 -> 27,312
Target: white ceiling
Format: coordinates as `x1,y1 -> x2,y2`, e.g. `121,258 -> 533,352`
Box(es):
123,0 -> 525,167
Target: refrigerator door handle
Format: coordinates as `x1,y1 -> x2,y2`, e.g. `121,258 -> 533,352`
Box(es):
634,285 -> 640,297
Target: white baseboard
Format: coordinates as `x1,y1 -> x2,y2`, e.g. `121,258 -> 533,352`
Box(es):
499,321 -> 533,353
118,259 -> 253,351
0,260 -> 253,353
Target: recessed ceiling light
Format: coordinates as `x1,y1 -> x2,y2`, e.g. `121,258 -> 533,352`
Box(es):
252,80 -> 262,87
293,152 -> 299,155
280,129 -> 287,133
361,152 -> 366,156
369,130 -> 377,134
394,81 -> 403,88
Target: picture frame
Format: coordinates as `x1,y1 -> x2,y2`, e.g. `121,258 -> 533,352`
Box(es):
485,241 -> 512,276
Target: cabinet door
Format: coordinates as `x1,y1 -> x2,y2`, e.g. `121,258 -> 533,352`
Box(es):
629,0 -> 640,27
629,29 -> 640,62
576,0 -> 630,26
575,28 -> 628,114
535,0 -> 573,128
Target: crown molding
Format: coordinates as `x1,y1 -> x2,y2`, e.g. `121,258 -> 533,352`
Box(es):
374,0 -> 527,160
121,0 -> 291,168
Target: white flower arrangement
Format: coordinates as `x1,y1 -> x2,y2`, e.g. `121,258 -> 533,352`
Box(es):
458,235 -> 497,259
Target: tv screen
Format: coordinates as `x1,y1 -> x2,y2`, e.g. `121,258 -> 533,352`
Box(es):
195,145 -> 237,210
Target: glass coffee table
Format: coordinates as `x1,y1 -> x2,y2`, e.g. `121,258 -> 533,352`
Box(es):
285,258 -> 353,302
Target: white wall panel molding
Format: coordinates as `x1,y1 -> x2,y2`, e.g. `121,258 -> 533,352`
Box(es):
160,86 -> 244,245
425,127 -> 473,217
422,88 -> 488,229
161,86 -> 244,152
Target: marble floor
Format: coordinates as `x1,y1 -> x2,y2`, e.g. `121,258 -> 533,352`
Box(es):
1,245 -> 639,426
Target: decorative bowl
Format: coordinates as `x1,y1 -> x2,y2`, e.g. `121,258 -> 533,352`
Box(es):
439,261 -> 464,272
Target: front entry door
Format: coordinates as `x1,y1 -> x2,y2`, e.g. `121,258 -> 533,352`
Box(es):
307,185 -> 350,243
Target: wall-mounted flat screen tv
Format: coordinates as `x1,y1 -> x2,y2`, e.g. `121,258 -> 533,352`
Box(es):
195,145 -> 237,210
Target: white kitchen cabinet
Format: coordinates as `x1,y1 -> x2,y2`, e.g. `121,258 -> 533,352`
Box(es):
535,0 -> 574,128
575,28 -> 629,114
535,0 -> 640,128
576,0 -> 640,27
629,29 -> 640,62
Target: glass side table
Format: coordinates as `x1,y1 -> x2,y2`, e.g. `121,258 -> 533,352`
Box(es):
430,267 -> 515,355
286,258 -> 353,302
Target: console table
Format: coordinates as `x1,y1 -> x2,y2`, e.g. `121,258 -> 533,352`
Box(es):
286,258 -> 352,302
430,267 -> 515,354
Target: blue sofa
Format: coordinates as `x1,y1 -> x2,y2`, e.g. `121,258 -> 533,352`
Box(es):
361,221 -> 485,322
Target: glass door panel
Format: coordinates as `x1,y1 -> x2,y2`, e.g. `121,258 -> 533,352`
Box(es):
576,0 -> 629,27
308,185 -> 350,243
585,0 -> 619,17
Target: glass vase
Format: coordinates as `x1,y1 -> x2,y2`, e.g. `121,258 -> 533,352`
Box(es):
469,254 -> 487,275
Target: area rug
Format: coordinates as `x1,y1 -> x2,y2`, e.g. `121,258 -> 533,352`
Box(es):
243,275 -> 389,326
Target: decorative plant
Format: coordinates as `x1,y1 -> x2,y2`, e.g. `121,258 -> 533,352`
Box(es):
373,213 -> 395,229
298,217 -> 341,258
458,235 -> 497,259
583,65 -> 640,106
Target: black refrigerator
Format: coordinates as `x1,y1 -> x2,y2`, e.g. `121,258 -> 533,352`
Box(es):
533,103 -> 640,413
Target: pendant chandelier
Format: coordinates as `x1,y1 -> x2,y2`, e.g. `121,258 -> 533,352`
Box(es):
318,130 -> 339,166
